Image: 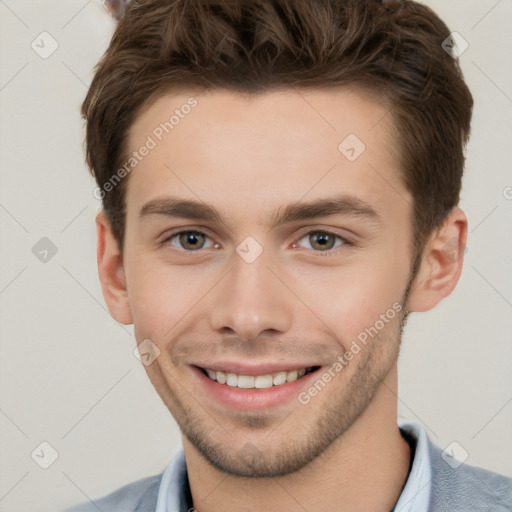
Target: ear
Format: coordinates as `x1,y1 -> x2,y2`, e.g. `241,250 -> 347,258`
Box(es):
96,210 -> 133,325
406,207 -> 468,313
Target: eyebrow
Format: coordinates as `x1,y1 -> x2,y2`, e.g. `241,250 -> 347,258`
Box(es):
139,194 -> 382,229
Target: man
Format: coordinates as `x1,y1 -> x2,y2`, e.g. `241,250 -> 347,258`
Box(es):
62,0 -> 512,510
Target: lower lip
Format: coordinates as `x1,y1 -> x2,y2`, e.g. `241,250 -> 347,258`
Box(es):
191,365 -> 322,411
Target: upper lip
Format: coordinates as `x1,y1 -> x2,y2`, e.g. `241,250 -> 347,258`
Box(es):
193,361 -> 320,375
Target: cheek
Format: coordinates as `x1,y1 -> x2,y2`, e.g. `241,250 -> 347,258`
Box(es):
127,260 -> 187,340
289,250 -> 409,346
127,257 -> 218,342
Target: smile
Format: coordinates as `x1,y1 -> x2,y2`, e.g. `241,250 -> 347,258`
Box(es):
198,366 -> 320,389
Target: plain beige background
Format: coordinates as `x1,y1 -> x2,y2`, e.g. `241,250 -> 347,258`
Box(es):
0,1 -> 511,510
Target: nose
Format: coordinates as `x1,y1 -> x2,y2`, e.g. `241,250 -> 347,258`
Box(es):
208,251 -> 294,342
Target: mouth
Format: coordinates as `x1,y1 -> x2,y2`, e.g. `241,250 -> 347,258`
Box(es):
195,365 -> 322,390
191,363 -> 324,411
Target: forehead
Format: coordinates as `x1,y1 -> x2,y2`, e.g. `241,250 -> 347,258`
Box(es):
125,87 -> 410,224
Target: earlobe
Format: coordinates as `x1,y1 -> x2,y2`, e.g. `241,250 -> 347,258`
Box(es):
96,210 -> 133,325
406,207 -> 468,313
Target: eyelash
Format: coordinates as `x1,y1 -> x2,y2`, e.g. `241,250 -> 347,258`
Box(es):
159,228 -> 351,257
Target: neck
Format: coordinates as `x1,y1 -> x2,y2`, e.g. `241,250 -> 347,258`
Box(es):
183,363 -> 411,512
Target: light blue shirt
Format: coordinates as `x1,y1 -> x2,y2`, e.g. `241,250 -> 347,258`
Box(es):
155,418 -> 431,512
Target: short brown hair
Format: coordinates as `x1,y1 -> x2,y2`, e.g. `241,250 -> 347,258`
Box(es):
82,0 -> 473,260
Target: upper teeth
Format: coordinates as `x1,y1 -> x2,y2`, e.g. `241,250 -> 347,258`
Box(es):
204,368 -> 308,389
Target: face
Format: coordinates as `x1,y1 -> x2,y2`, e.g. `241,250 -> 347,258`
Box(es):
118,88 -> 417,477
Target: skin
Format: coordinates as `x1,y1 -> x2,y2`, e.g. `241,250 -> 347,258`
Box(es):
96,87 -> 467,512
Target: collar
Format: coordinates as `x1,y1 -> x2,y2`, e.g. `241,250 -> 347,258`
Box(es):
394,418 -> 432,512
156,418 -> 431,512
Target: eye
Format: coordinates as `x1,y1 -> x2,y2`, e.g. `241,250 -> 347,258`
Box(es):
162,230 -> 217,251
293,230 -> 348,254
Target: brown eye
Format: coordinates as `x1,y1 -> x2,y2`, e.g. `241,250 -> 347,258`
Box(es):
161,230 -> 213,251
296,231 -> 346,253
177,231 -> 207,251
310,232 -> 335,251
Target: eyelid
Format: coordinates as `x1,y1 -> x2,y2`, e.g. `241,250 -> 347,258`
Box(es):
294,225 -> 352,242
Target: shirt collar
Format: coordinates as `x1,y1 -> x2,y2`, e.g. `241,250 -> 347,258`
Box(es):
394,418 -> 432,512
156,418 -> 432,512
155,448 -> 190,512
